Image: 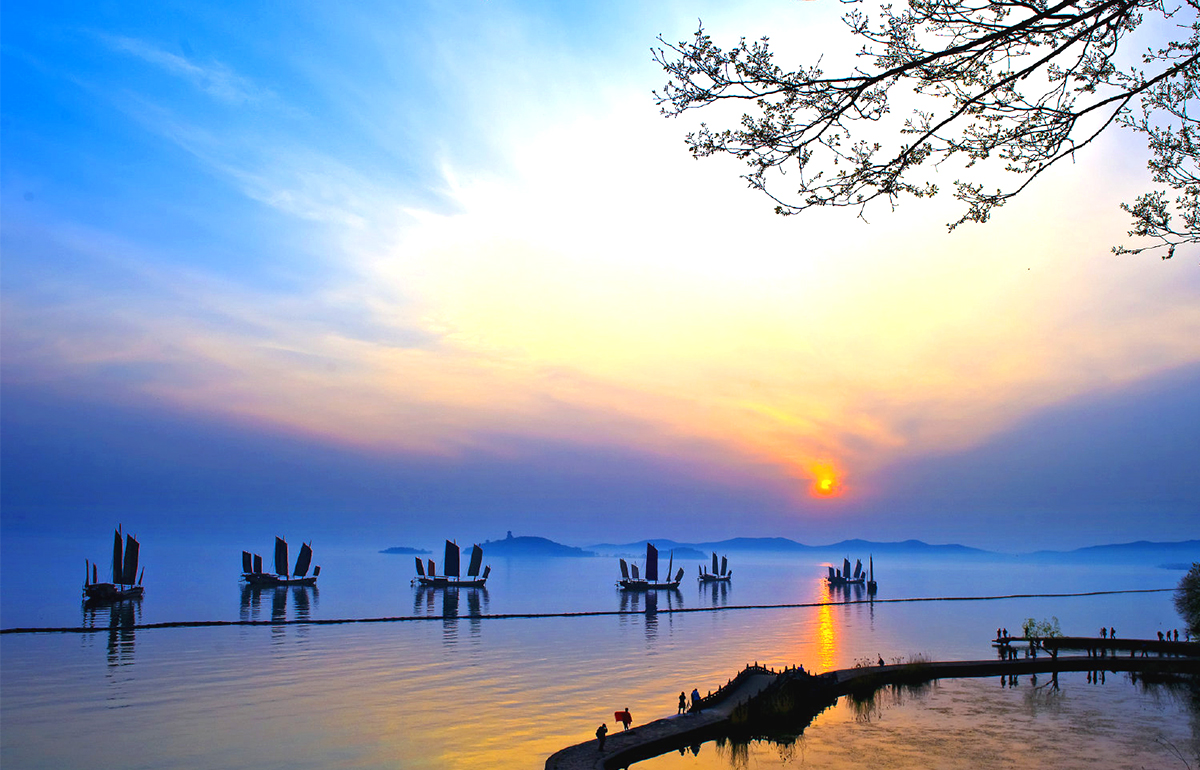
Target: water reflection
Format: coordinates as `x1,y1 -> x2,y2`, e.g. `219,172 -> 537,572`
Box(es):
413,586 -> 489,644
82,598 -> 141,667
813,583 -> 838,673
827,581 -> 866,603
699,580 -> 730,608
635,673 -> 1200,769
848,680 -> 938,723
239,584 -> 319,626
619,589 -> 684,643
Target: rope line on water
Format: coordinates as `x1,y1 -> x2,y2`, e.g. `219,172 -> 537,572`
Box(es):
0,587 -> 1174,635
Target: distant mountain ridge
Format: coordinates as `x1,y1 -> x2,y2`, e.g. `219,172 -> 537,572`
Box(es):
1029,539 -> 1200,562
385,536 -> 1197,561
587,537 -> 1198,560
587,537 -> 992,557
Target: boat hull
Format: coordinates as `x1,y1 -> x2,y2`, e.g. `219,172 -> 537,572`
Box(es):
826,577 -> 865,587
417,576 -> 487,588
618,579 -> 681,591
698,574 -> 731,583
243,573 -> 318,587
83,583 -> 144,602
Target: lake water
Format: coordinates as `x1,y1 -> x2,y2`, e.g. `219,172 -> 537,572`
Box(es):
1,534 -> 1195,769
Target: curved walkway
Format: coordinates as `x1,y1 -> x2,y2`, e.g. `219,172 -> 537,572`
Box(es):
544,652 -> 1200,770
545,670 -> 776,770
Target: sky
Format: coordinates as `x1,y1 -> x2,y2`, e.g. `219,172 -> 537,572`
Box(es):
2,0 -> 1198,552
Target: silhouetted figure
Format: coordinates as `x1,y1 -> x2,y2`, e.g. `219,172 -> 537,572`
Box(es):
1174,630 -> 1179,642
1003,628 -> 1008,638
1158,631 -> 1165,642
1110,627 -> 1116,638
596,723 -> 607,751
878,655 -> 885,667
691,688 -> 702,712
1101,627 -> 1107,639
618,708 -> 632,731
997,627 -> 1002,639
678,692 -> 687,714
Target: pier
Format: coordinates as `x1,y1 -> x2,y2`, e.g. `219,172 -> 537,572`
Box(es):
993,635 -> 1200,658
544,645 -> 1200,770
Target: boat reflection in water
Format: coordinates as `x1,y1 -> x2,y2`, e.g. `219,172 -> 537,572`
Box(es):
700,578 -> 730,608
239,583 -> 319,627
828,580 -> 868,603
414,585 -> 489,643
619,586 -> 684,642
82,596 -> 141,667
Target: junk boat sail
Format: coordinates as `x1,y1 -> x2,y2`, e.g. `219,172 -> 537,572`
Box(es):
698,552 -> 732,583
242,537 -> 320,586
826,555 -> 873,587
84,525 -> 145,602
618,543 -> 683,590
414,540 -> 490,587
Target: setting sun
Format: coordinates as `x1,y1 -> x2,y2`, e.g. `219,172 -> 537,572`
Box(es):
807,461 -> 844,498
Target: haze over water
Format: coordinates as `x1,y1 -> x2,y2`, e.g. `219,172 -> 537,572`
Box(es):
2,535 -> 1193,769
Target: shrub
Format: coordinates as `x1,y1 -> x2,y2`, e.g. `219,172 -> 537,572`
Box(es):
1175,563 -> 1200,638
1021,617 -> 1062,639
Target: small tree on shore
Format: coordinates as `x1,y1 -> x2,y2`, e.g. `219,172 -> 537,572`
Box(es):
1175,562 -> 1200,637
1022,616 -> 1063,638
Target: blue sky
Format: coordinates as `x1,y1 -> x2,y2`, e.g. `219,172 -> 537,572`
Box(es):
3,0 -> 1198,551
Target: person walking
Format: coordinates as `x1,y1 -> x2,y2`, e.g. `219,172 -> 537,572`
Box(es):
596,723 -> 607,751
618,708 -> 632,731
678,692 -> 687,714
691,688 -> 702,713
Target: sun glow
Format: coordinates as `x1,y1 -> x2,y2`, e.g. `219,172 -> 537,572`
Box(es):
807,461 -> 844,499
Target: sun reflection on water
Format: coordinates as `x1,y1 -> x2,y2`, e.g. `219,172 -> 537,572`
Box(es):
813,581 -> 838,673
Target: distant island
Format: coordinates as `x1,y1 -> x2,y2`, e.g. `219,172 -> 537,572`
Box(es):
380,546 -> 432,555
470,532 -> 596,558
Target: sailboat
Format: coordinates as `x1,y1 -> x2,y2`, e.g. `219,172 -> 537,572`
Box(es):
618,543 -> 683,590
826,556 -> 866,586
242,537 -> 320,586
866,554 -> 877,594
414,540 -> 490,587
83,525 -> 145,602
698,552 -> 732,583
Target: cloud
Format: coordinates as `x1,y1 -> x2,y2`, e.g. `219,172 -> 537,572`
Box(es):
3,1 -> 1199,547
100,34 -> 274,105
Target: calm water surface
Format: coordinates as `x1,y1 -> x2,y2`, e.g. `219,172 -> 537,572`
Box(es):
639,674 -> 1199,769
1,534 -> 1193,768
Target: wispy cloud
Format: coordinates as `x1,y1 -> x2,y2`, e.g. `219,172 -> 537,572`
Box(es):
100,34 -> 274,105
